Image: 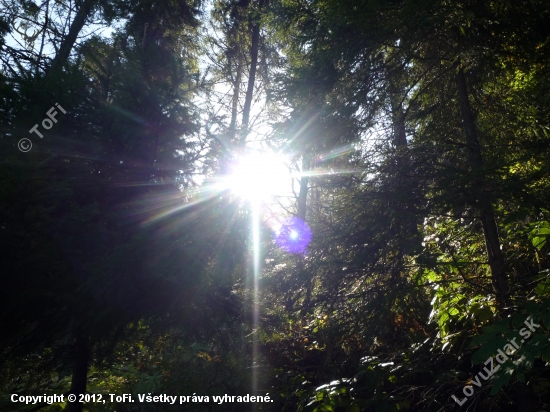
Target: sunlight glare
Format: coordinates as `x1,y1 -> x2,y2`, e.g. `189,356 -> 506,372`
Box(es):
226,152 -> 290,203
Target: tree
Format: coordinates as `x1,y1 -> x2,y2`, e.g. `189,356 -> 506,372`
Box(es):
0,1 -> 241,410
260,0 -> 550,409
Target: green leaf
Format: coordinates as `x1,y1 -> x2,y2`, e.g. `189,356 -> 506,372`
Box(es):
471,335 -> 508,365
530,222 -> 550,250
541,344 -> 550,363
535,278 -> 550,296
477,307 -> 493,322
490,371 -> 512,395
481,319 -> 510,334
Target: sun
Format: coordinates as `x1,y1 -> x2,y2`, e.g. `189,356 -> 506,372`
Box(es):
225,151 -> 291,203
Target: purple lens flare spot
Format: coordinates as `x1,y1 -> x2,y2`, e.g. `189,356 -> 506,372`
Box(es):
274,217 -> 312,254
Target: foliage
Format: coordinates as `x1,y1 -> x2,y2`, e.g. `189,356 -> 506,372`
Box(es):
1,0 -> 550,411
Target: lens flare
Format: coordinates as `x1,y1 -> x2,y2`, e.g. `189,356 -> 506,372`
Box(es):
274,216 -> 312,254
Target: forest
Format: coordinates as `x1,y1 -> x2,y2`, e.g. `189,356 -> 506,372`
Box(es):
1,0 -> 550,410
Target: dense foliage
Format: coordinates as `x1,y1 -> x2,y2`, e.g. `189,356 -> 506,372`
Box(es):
1,0 -> 550,411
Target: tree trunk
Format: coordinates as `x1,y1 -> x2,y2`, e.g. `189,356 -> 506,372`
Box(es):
389,91 -> 407,150
455,65 -> 510,310
230,56 -> 242,141
36,0 -> 50,77
294,153 -> 311,313
297,154 -> 310,221
47,0 -> 96,77
388,79 -> 420,254
240,0 -> 266,143
67,334 -> 89,412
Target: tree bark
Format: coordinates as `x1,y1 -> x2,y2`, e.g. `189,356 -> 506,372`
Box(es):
296,153 -> 311,313
388,78 -> 421,254
297,154 -> 310,221
47,0 -> 96,77
455,65 -> 510,310
240,0 -> 266,143
36,0 -> 50,77
229,55 -> 242,141
67,334 -> 89,412
389,91 -> 407,150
